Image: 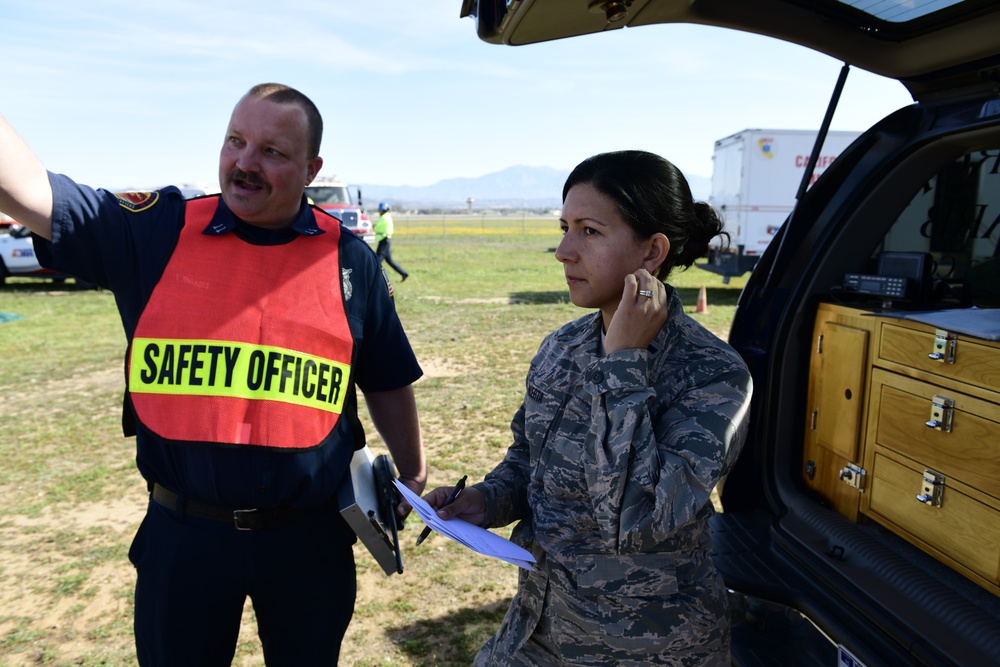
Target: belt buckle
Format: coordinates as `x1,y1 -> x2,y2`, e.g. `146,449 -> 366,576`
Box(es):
233,508 -> 258,531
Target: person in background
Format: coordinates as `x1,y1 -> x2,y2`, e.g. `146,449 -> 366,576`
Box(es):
0,83 -> 426,666
374,200 -> 409,281
423,150 -> 752,666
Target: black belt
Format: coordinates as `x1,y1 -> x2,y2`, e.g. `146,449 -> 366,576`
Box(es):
151,483 -> 304,531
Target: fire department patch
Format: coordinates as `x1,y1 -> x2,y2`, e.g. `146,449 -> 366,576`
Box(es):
115,191 -> 160,213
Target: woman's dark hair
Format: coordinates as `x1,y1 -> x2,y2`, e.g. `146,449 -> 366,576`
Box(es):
562,150 -> 728,281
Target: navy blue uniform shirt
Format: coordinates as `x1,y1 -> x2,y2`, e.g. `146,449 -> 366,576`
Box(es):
35,172 -> 422,511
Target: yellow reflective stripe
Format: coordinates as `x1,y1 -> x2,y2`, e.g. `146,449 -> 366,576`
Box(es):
129,337 -> 351,413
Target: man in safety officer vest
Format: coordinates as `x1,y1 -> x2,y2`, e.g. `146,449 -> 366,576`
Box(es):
0,83 -> 426,665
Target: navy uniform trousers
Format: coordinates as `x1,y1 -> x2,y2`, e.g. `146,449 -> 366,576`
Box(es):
129,496 -> 356,666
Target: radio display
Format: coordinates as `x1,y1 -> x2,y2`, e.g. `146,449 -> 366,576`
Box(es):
860,278 -> 882,292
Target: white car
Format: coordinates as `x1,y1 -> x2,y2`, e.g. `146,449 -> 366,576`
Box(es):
0,223 -> 73,285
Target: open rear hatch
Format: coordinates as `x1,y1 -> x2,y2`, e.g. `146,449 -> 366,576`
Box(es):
457,2 -> 1000,665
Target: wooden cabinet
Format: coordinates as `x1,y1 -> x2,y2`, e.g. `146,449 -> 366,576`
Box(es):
803,304 -> 876,521
861,317 -> 1000,595
804,305 -> 1000,594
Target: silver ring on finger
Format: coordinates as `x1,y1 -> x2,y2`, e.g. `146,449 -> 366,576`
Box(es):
638,289 -> 654,298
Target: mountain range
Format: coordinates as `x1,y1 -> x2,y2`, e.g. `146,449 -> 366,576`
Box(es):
353,165 -> 711,211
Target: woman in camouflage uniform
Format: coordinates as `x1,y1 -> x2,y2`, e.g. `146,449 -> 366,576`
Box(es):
427,150 -> 752,666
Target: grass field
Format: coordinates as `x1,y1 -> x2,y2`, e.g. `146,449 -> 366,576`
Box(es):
0,217 -> 747,666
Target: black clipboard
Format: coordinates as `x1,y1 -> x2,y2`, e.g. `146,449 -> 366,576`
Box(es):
337,445 -> 404,575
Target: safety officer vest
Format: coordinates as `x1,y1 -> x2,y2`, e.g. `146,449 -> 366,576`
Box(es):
127,196 -> 354,449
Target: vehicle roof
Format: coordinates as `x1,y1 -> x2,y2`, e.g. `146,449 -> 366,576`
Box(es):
308,177 -> 349,186
462,0 -> 1000,100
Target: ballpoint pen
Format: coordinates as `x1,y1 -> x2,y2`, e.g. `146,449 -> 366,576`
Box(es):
416,475 -> 467,546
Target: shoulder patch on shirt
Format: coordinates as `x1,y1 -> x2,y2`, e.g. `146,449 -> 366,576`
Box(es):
382,268 -> 395,298
115,191 -> 160,213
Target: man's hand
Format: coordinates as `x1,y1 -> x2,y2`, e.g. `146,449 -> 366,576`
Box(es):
364,384 -> 426,519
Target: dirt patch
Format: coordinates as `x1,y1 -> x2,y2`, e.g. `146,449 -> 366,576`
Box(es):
0,367 -> 122,418
416,355 -> 466,378
0,482 -> 146,665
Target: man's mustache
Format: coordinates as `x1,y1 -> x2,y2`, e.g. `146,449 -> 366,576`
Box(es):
227,169 -> 268,189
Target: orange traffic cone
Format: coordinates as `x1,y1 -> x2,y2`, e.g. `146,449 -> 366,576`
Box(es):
695,285 -> 709,314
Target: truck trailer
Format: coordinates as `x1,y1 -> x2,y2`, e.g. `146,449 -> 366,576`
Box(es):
704,128 -> 861,279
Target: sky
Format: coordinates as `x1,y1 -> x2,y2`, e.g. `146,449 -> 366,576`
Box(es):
1,0 -> 916,192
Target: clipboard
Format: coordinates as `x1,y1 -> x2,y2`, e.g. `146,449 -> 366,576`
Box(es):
337,445 -> 404,575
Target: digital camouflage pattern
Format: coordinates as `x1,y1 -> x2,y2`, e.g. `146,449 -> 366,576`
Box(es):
473,287 -> 752,666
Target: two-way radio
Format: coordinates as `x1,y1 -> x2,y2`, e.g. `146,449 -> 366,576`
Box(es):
841,251 -> 932,304
338,446 -> 405,575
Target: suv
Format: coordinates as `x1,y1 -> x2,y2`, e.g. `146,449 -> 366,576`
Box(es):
458,2 -> 1000,666
305,177 -> 375,244
0,223 -> 72,285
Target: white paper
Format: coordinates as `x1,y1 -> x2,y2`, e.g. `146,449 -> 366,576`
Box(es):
394,479 -> 536,570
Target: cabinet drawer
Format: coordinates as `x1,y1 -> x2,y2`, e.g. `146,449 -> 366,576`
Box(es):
876,321 -> 1000,394
869,368 -> 1000,499
869,452 -> 1000,587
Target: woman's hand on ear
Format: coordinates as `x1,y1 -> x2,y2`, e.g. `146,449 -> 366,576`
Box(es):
604,269 -> 669,354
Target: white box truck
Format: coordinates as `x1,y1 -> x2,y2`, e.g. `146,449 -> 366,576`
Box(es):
703,128 -> 861,279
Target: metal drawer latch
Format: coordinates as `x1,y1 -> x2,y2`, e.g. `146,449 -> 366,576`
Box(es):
925,395 -> 955,432
927,329 -> 957,364
916,469 -> 945,507
839,462 -> 866,492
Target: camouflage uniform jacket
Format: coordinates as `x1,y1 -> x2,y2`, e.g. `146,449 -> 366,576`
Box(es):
473,287 -> 752,666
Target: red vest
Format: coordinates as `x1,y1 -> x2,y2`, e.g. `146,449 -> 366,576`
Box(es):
127,197 -> 354,449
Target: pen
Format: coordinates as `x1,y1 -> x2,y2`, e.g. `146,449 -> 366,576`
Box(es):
416,475 -> 467,546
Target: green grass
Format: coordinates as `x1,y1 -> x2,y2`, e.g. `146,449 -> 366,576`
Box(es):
0,217 -> 747,666
0,283 -> 121,387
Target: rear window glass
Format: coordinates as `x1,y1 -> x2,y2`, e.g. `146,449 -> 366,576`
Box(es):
836,0 -> 965,22
305,186 -> 352,205
879,148 -> 1000,304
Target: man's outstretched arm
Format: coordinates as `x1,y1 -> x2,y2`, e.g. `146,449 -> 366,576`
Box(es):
0,112 -> 54,240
